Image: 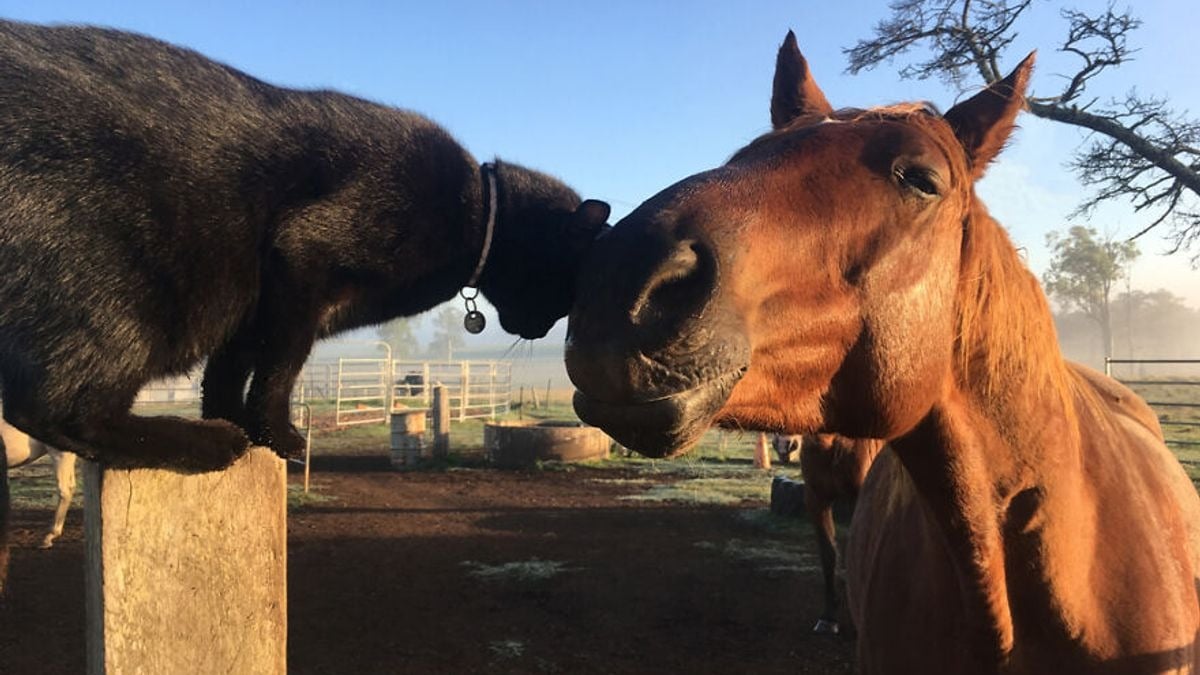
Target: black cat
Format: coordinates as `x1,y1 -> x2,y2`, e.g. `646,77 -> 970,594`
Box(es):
0,20 -> 609,472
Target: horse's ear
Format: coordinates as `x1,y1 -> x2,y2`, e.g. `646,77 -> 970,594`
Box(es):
771,30 -> 833,129
943,52 -> 1035,179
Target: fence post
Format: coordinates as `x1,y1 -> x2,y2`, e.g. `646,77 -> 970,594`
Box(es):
460,361 -> 469,421
85,448 -> 287,675
754,433 -> 772,470
432,385 -> 450,458
1105,357 -> 1112,377
489,362 -> 497,419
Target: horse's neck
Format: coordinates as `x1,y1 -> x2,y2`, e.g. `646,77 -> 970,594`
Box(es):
888,211 -> 1086,658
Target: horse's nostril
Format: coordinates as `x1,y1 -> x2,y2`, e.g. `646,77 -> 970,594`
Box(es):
629,240 -> 710,328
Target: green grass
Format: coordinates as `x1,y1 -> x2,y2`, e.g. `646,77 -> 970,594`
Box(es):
309,423 -> 391,455
1174,445 -> 1200,487
287,482 -> 334,509
1124,380 -> 1200,452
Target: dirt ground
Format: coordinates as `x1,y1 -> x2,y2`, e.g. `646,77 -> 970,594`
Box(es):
0,454 -> 856,674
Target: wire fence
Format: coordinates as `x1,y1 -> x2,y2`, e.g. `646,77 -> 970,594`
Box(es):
1106,358 -> 1200,448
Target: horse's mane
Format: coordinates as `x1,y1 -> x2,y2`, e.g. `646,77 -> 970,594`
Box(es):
836,102 -> 943,121
955,201 -> 1071,406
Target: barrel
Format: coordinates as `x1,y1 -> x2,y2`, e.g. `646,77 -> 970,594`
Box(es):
390,409 -> 428,469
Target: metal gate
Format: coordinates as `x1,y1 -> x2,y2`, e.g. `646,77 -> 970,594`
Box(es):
390,360 -> 512,422
334,358 -> 391,426
1106,358 -> 1200,448
332,358 -> 513,426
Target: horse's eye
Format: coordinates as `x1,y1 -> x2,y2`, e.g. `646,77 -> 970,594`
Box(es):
892,164 -> 941,197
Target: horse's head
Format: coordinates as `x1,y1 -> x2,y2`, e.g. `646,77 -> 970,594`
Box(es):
566,32 -> 1033,456
478,161 -> 611,340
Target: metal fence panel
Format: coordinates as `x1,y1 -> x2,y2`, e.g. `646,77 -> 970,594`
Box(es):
126,352 -> 513,429
391,360 -> 511,422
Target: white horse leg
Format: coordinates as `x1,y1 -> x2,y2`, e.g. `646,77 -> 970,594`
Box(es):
41,450 -> 76,549
2,418 -> 39,468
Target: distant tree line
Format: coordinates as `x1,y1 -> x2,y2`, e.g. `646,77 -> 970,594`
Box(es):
1054,288 -> 1200,369
376,305 -> 466,361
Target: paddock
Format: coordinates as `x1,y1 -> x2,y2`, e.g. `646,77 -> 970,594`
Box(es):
0,439 -> 857,675
3,379 -> 1195,673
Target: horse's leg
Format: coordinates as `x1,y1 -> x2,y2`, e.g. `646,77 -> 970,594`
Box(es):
806,488 -> 840,635
40,450 -> 76,549
200,324 -> 258,427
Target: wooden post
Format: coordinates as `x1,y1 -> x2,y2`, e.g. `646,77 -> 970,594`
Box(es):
545,379 -> 552,411
517,386 -> 525,420
390,409 -> 427,469
432,385 -> 450,458
85,448 -> 287,675
754,432 -> 772,470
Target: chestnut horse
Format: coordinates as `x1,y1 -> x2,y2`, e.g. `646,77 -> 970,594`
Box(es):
566,32 -> 1200,673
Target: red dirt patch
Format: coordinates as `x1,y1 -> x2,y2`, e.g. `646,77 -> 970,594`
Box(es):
0,459 -> 855,674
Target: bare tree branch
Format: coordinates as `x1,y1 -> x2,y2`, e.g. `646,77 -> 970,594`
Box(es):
845,0 -> 1200,260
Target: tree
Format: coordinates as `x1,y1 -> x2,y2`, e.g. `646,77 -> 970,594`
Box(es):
1042,225 -> 1139,358
377,317 -> 419,359
426,304 -> 466,361
846,1 -> 1200,257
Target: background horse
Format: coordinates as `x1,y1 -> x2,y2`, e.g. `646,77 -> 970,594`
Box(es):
1,419 -> 75,549
793,434 -> 883,636
566,31 -> 1200,673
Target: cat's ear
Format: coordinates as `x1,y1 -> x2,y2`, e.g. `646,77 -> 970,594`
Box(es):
566,199 -> 611,251
575,200 -> 610,229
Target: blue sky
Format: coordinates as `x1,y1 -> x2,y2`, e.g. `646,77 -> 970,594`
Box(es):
3,1 -> 1197,345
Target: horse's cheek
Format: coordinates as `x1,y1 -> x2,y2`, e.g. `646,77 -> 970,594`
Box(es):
859,244 -> 958,436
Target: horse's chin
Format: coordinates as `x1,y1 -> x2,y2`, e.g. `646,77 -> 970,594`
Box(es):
572,372 -> 742,457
